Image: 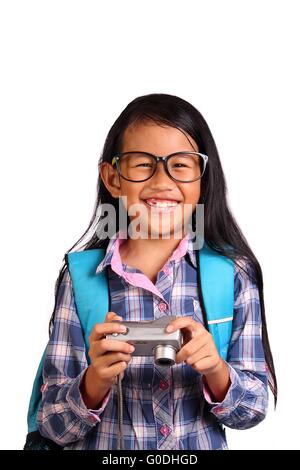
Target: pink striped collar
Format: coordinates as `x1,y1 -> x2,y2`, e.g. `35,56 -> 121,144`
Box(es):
95,230 -> 197,298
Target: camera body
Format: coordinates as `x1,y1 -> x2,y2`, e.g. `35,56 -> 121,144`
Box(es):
106,315 -> 183,366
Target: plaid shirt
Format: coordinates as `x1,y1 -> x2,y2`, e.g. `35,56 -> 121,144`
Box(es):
37,231 -> 268,450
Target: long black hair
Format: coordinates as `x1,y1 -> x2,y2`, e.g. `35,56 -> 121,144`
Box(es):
49,93 -> 277,406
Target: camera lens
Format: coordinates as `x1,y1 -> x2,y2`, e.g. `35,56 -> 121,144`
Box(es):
156,358 -> 173,366
154,345 -> 177,366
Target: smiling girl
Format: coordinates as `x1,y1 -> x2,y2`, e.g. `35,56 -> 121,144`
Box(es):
34,93 -> 277,450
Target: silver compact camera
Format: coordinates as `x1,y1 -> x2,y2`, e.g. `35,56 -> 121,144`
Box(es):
106,315 -> 183,366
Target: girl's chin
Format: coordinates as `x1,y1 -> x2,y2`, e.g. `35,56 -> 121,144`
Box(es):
135,220 -> 185,239
127,201 -> 188,238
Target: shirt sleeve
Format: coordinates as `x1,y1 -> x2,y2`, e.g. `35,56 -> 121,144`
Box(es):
37,267 -> 112,446
202,258 -> 269,430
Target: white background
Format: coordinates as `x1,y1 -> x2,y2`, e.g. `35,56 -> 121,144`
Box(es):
0,0 -> 299,450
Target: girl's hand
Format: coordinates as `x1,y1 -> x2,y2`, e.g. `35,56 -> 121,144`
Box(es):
81,311 -> 134,408
166,316 -> 223,376
81,312 -> 135,409
88,311 -> 135,386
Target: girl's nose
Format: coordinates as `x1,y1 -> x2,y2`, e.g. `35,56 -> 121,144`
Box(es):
147,161 -> 175,190
151,160 -> 173,184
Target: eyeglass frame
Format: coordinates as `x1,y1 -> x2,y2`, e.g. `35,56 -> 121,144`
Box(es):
111,151 -> 208,183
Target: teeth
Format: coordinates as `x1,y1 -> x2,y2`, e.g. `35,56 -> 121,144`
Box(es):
145,198 -> 178,207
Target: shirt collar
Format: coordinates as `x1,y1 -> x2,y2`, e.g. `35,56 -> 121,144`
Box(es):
95,229 -> 198,275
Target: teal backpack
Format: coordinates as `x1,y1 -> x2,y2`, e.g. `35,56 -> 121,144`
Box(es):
24,242 -> 234,450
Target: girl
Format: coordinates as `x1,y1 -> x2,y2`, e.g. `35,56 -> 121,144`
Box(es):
35,93 -> 277,450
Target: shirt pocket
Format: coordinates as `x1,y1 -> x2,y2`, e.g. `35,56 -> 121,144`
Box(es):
172,296 -> 205,324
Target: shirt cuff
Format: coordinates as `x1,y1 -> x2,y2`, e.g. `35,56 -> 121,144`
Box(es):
66,368 -> 112,426
202,362 -> 246,416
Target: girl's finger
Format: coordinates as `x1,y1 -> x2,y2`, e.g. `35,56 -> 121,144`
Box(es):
176,336 -> 209,363
98,361 -> 128,381
91,338 -> 135,356
192,357 -> 220,375
99,351 -> 132,368
105,311 -> 123,322
166,317 -> 206,335
89,322 -> 126,342
185,343 -> 212,366
112,371 -> 125,384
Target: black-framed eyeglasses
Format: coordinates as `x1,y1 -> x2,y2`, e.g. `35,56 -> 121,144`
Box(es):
111,151 -> 208,183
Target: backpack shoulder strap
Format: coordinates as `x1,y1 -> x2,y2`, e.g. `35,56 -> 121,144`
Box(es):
26,248 -> 107,435
198,242 -> 234,360
66,248 -> 108,356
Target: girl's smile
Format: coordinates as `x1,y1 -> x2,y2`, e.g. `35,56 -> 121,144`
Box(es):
141,196 -> 181,213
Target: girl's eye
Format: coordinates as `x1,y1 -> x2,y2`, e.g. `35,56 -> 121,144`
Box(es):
135,163 -> 152,167
173,163 -> 188,168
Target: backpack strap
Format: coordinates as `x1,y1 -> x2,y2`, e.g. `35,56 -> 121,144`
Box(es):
66,248 -> 108,359
26,249 -> 107,435
198,242 -> 234,360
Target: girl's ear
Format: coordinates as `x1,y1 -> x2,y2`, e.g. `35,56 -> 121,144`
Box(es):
99,162 -> 122,199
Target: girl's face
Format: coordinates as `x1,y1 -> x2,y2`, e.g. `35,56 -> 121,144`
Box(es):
100,120 -> 201,238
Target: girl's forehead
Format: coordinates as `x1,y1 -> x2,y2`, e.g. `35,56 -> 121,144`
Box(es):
121,121 -> 198,153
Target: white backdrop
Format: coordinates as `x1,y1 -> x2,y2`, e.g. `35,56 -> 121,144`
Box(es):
0,0 -> 299,450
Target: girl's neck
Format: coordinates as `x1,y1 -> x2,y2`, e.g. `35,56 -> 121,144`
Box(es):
119,235 -> 185,268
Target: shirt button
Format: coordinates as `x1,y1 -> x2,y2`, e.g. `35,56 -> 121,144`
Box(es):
89,413 -> 99,423
158,301 -> 167,312
214,406 -> 222,413
159,380 -> 169,390
160,424 -> 170,437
